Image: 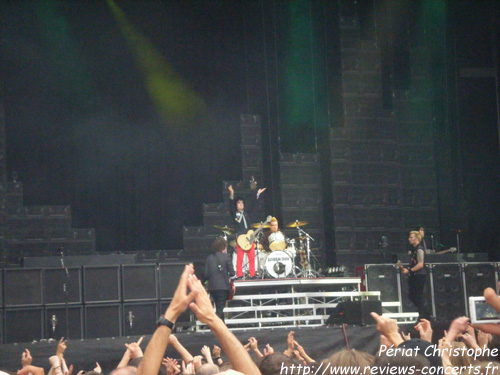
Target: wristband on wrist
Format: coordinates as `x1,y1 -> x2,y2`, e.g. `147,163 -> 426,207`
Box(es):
157,315 -> 175,330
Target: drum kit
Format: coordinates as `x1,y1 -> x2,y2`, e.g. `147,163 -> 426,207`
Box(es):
214,219 -> 320,279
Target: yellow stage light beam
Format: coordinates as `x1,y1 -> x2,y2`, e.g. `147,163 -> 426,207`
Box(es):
106,0 -> 205,121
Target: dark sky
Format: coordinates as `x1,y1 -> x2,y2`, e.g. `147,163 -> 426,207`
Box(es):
1,1 -> 499,254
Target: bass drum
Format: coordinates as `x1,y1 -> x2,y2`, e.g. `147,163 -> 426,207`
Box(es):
265,250 -> 293,278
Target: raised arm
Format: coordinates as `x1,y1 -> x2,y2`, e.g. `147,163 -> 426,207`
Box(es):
116,337 -> 144,368
168,334 -> 194,364
188,275 -> 261,375
370,312 -> 404,347
137,264 -> 197,375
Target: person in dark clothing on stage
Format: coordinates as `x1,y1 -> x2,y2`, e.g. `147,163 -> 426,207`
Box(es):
228,183 -> 266,278
203,237 -> 235,322
401,230 -> 430,321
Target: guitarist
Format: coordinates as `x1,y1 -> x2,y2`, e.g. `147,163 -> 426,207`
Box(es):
203,237 -> 235,322
400,230 -> 431,321
228,184 -> 266,278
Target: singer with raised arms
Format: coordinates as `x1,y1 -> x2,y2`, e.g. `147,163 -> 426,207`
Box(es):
228,183 -> 266,279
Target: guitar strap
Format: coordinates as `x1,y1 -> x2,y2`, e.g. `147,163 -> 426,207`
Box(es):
237,211 -> 247,228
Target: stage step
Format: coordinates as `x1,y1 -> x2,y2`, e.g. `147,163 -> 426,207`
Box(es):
196,277 -> 382,331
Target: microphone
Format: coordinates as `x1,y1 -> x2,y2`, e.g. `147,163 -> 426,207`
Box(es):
127,311 -> 135,330
51,314 -> 58,334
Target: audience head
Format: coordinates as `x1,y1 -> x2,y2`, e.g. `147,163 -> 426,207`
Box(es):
259,353 -> 296,375
110,366 -> 137,375
196,363 -> 219,375
324,349 -> 374,368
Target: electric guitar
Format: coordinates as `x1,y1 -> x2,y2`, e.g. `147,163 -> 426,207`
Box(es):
237,216 -> 272,251
433,247 -> 457,255
396,261 -> 406,272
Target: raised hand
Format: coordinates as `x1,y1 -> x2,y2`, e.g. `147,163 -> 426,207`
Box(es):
56,337 -> 67,358
181,360 -> 196,375
477,330 -> 492,349
187,274 -> 218,324
370,312 -> 403,347
165,264 -> 197,322
126,342 -> 144,359
21,349 -> 33,367
212,345 -> 221,358
201,345 -> 213,364
93,363 -> 102,374
446,316 -> 470,342
248,337 -> 258,351
162,358 -> 180,375
263,344 -> 274,356
414,319 -> 433,343
283,331 -> 295,357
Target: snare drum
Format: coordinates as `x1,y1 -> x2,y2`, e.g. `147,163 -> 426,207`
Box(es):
265,250 -> 293,278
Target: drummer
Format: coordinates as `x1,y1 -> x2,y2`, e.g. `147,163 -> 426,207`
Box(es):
259,217 -> 286,252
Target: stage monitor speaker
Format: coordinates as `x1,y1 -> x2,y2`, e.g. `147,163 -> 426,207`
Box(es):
4,269 -> 43,306
45,306 -> 83,340
463,263 -> 498,301
365,264 -> 399,302
159,263 -> 186,299
85,304 -> 121,339
123,302 -> 158,336
83,266 -> 121,303
326,300 -> 382,326
431,264 -> 465,322
44,268 -> 82,305
122,265 -> 157,301
4,308 -> 44,343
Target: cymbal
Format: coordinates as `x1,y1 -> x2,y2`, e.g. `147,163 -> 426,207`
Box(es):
286,221 -> 308,228
214,225 -> 235,233
295,236 -> 307,241
250,222 -> 271,229
269,241 -> 287,251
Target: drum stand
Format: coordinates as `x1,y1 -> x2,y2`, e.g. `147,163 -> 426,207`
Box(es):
254,238 -> 266,279
295,226 -> 320,278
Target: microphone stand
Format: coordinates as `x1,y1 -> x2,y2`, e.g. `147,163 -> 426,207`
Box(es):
60,249 -> 70,340
297,226 -> 317,278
